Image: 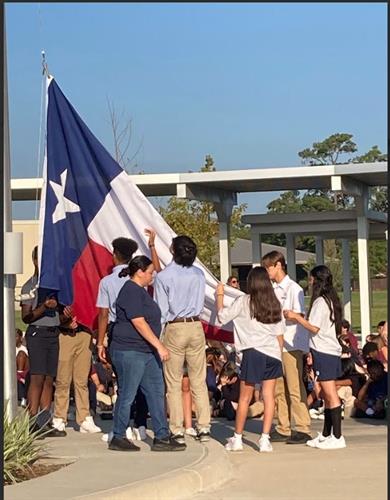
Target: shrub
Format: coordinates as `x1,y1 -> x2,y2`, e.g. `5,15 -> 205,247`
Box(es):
3,403 -> 46,484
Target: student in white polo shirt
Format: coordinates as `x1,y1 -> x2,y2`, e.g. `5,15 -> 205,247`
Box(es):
284,265 -> 345,450
262,251 -> 312,445
216,267 -> 284,453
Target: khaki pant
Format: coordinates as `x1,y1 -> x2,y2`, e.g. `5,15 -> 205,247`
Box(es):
163,321 -> 210,435
275,350 -> 311,435
54,331 -> 92,425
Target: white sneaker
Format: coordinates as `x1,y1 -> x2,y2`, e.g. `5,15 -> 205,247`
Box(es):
126,427 -> 134,440
79,416 -> 102,434
185,427 -> 198,438
258,435 -> 273,453
101,431 -> 114,443
52,417 -> 66,432
309,408 -> 319,420
316,435 -> 346,450
306,432 -> 328,448
133,426 -> 147,441
225,436 -> 243,451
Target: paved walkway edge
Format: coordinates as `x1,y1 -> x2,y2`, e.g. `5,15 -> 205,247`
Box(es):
75,439 -> 232,500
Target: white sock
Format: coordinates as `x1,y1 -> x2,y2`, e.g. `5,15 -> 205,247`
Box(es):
262,433 -> 270,439
234,432 -> 242,440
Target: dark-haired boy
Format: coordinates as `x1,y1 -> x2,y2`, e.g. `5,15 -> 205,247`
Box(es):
262,250 -> 311,444
154,235 -> 210,442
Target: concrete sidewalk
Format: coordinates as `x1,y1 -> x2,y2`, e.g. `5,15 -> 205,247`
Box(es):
5,417 -> 231,500
5,417 -> 387,500
196,417 -> 388,500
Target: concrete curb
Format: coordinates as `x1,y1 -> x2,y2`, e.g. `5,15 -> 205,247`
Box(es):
74,438 -> 232,500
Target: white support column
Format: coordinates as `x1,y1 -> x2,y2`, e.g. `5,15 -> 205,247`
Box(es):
356,187 -> 372,344
286,233 -> 296,282
251,230 -> 262,268
315,236 -> 324,265
215,201 -> 234,283
341,239 -> 352,323
218,220 -> 231,283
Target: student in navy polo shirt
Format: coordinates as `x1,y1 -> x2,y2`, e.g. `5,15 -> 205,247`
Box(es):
284,265 -> 346,450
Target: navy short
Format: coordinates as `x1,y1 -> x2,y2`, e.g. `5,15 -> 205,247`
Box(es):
311,348 -> 342,381
240,349 -> 283,384
25,325 -> 59,377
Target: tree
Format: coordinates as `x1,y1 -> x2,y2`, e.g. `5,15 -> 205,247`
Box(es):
298,133 -> 357,166
159,155 -> 248,278
107,98 -> 144,174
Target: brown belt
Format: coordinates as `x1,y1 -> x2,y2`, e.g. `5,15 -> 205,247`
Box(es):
167,316 -> 200,324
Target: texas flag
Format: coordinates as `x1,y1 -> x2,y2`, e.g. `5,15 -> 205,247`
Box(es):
38,76 -> 239,342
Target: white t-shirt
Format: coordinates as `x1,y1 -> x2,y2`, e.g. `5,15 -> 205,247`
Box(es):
217,295 -> 284,361
308,297 -> 342,356
273,275 -> 309,353
16,345 -> 28,357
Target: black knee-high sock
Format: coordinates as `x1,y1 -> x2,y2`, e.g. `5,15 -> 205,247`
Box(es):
330,406 -> 342,439
322,409 -> 332,437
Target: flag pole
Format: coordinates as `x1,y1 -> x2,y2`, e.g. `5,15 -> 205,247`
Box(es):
3,15 -> 19,419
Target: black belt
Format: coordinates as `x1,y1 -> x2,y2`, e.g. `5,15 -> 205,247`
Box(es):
29,325 -> 58,332
59,326 -> 88,334
167,316 -> 200,324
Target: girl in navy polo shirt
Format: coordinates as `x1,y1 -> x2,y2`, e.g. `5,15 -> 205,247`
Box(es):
284,265 -> 346,450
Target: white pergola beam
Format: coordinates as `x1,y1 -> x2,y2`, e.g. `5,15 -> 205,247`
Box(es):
342,239 -> 352,323
331,175 -> 363,197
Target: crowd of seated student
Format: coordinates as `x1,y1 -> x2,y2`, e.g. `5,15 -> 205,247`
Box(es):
302,319 -> 388,421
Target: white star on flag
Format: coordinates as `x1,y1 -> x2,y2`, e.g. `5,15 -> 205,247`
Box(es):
50,169 -> 81,224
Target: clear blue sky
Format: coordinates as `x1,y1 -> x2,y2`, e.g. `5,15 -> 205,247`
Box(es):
6,2 -> 387,219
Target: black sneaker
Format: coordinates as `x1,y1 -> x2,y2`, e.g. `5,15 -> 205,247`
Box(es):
269,429 -> 290,442
195,429 -> 210,442
109,436 -> 141,452
171,433 -> 185,444
151,436 -> 186,451
286,431 -> 312,444
45,426 -> 67,438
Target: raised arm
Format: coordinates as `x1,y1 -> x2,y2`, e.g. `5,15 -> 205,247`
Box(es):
145,228 -> 162,273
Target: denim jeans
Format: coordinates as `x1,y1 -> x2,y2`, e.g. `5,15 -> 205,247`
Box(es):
110,349 -> 169,440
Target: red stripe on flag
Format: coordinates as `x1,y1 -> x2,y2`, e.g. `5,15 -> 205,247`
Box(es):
72,239 -> 113,330
201,320 -> 234,344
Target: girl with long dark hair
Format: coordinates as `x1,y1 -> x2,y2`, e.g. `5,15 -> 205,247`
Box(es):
284,265 -> 346,450
216,267 -> 284,453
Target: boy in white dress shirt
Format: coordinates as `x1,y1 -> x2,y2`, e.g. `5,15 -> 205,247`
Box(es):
262,251 -> 312,444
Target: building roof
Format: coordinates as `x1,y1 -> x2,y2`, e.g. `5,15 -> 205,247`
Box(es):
230,238 -> 315,266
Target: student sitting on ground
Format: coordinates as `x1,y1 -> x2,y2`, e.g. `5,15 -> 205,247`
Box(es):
340,320 -> 359,354
335,357 -> 366,418
362,342 -> 382,366
214,362 -> 264,420
354,360 -> 387,419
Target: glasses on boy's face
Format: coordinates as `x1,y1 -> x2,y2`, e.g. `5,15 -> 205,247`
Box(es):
230,280 -> 238,284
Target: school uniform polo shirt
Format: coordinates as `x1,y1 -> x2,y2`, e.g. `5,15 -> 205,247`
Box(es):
308,297 -> 342,356
273,275 -> 309,353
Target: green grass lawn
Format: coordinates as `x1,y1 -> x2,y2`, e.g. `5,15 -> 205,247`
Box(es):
14,290 -> 387,335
